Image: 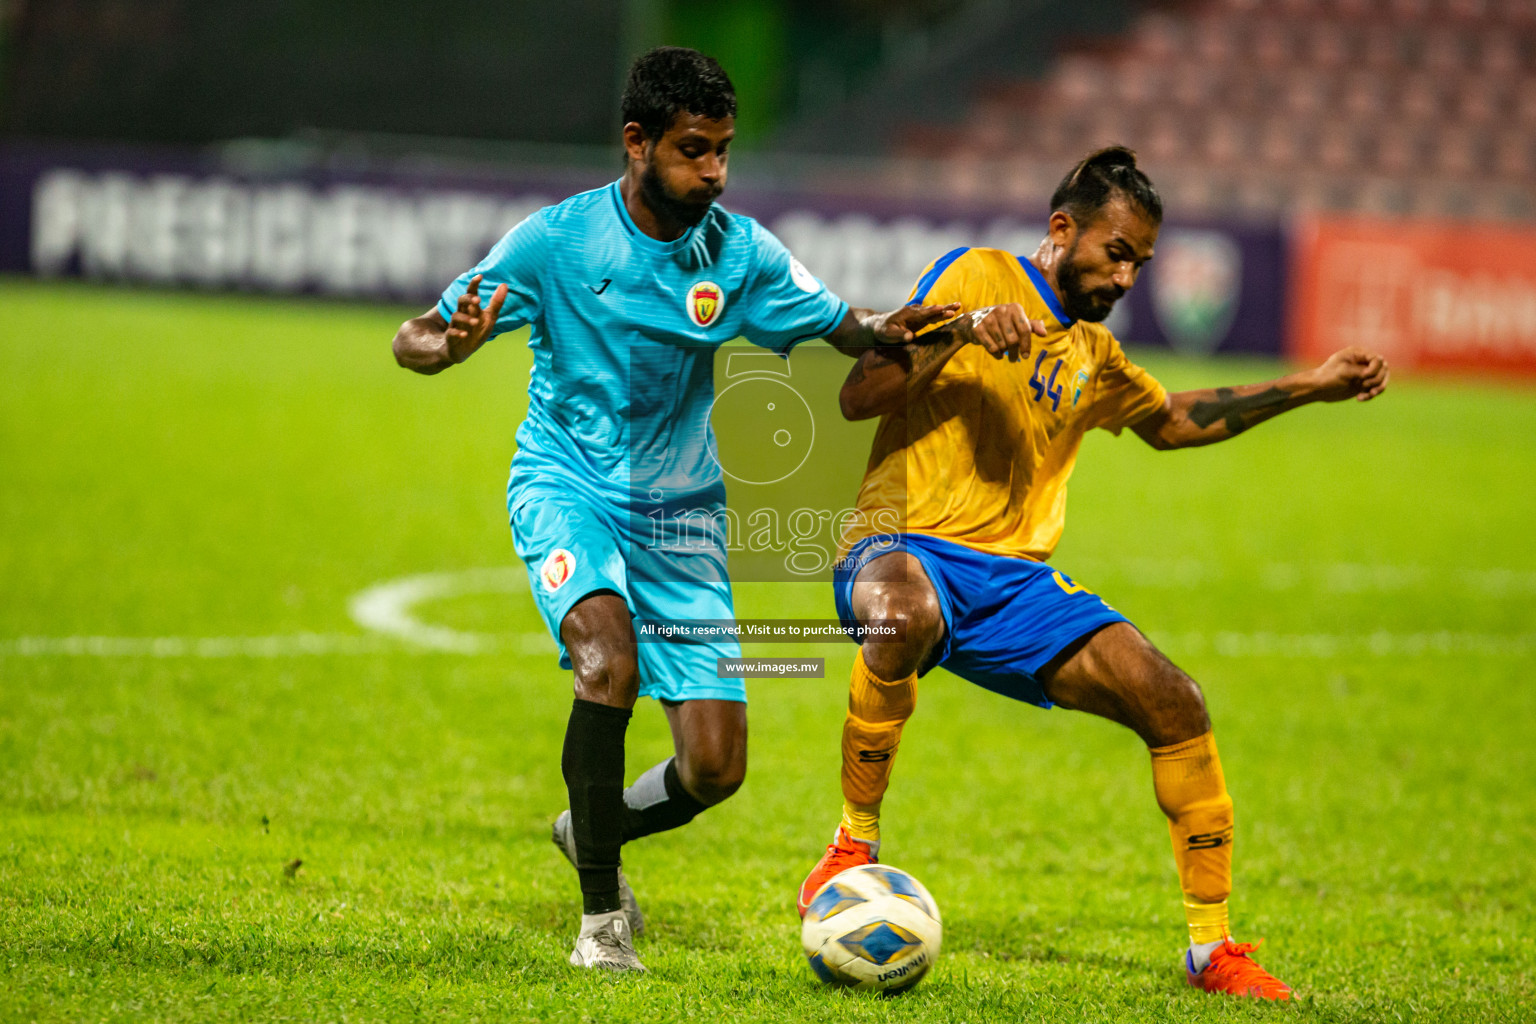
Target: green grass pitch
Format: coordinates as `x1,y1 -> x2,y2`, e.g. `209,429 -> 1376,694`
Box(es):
2,278 -> 1533,1022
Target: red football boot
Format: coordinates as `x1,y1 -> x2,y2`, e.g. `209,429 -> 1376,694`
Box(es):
797,827 -> 879,917
1186,939 -> 1293,1001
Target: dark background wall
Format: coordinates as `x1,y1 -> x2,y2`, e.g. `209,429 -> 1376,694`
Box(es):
0,0 -> 1112,151
0,0 -> 626,145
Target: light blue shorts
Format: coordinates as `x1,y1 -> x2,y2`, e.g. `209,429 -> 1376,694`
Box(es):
509,481 -> 746,704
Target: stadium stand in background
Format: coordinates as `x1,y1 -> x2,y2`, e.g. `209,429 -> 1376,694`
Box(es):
3,0 -> 1529,225
4,0 -> 1534,374
899,0 -> 1536,223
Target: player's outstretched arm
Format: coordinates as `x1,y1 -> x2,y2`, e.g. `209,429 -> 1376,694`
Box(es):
1132,347 -> 1390,450
837,304 -> 1049,420
392,274 -> 508,375
822,302 -> 963,357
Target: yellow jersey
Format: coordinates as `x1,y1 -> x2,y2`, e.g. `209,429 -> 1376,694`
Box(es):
840,247 -> 1167,562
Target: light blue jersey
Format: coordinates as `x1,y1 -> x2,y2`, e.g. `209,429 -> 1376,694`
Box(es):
437,180 -> 848,511
436,180 -> 848,700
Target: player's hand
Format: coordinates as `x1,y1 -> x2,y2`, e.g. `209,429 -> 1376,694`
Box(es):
964,303 -> 1049,362
865,302 -> 963,344
1309,347 -> 1390,402
446,274 -> 508,363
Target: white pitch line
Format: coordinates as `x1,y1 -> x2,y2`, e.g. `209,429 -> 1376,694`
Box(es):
4,566 -> 1533,660
1069,557 -> 1536,596
1160,630 -> 1536,659
3,628 -> 1533,661
0,633 -> 388,658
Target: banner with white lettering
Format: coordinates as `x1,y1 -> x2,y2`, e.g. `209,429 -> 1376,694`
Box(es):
1292,217 -> 1536,376
1,142 -> 1285,355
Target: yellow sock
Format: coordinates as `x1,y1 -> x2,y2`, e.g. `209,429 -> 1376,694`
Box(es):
1150,731 -> 1233,944
841,802 -> 881,843
838,649 -> 917,844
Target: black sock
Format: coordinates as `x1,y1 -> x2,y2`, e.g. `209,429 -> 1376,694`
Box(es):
561,698 -> 631,916
622,756 -> 709,842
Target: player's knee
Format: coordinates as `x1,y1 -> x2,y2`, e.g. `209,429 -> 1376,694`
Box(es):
678,745 -> 745,806
860,589 -> 943,680
1147,668 -> 1211,747
569,647 -> 640,707
561,595 -> 641,707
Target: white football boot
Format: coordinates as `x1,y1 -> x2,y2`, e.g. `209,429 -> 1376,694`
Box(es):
569,910 -> 646,972
551,809 -> 645,936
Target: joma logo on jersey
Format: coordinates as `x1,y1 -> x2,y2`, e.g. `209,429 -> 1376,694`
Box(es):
540,549 -> 576,592
687,280 -> 724,327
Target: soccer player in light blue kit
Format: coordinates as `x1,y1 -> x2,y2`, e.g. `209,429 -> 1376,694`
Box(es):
392,48 -> 959,971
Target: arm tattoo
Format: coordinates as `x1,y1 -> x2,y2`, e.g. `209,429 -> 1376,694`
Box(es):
1188,386 -> 1290,435
908,337 -> 953,372
845,345 -> 904,387
845,352 -> 870,386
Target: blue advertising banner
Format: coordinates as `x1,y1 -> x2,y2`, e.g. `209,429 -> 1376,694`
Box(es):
0,142 -> 1284,355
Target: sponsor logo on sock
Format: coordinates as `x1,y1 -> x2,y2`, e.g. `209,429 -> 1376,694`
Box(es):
857,748 -> 894,762
1187,830 -> 1231,850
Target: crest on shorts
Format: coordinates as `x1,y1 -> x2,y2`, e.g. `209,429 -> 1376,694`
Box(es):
687,280 -> 724,327
540,549 -> 575,592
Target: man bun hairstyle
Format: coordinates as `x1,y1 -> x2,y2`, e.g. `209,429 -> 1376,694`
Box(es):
1050,145 -> 1163,227
621,46 -> 737,142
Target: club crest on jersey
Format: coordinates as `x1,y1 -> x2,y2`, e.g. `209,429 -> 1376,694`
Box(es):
540,549 -> 576,592
687,280 -> 724,327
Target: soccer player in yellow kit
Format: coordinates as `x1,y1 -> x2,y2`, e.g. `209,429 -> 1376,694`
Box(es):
796,147 -> 1389,1000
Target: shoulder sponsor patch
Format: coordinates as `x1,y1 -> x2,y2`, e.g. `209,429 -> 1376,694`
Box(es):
540,548 -> 576,592
687,280 -> 724,327
789,257 -> 820,293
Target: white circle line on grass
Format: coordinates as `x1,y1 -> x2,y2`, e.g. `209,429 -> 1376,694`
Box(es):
346,566 -> 535,653
0,567 -> 557,659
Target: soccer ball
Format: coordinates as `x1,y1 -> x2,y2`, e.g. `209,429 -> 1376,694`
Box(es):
800,863 -> 942,992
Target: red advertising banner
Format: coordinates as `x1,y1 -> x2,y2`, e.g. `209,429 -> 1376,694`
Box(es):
1293,217 -> 1536,375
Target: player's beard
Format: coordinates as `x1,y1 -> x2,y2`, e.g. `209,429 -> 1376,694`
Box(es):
1057,238 -> 1124,323
639,162 -> 720,229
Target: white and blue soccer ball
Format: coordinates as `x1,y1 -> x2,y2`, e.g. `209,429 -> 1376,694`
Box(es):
800,864 -> 942,992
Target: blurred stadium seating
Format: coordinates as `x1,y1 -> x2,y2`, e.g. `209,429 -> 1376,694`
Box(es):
897,0 -> 1536,222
